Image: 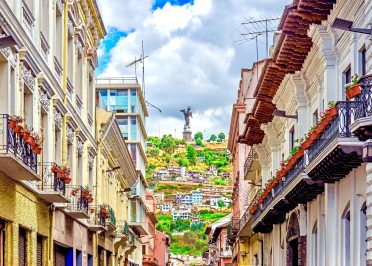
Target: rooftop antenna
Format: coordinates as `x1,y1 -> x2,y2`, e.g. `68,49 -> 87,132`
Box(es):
235,16 -> 280,59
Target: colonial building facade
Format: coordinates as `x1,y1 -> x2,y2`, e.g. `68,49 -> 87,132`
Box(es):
228,0 -> 372,265
0,0 -> 141,265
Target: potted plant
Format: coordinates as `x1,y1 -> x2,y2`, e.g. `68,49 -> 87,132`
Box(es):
327,101 -> 337,118
82,186 -> 90,197
71,188 -> 79,196
64,176 -> 72,184
26,131 -> 36,146
9,115 -> 23,130
32,135 -> 43,154
100,206 -> 107,213
345,74 -> 361,99
22,126 -> 32,140
51,164 -> 59,173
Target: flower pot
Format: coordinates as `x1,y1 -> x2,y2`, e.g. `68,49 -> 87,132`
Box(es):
100,207 -> 107,213
57,171 -> 63,178
51,165 -> 58,173
346,84 -> 361,100
8,119 -> 16,129
90,208 -> 95,214
88,198 -> 93,203
14,125 -> 22,134
328,106 -> 338,118
64,176 -> 72,184
82,191 -> 89,197
22,132 -> 30,140
26,136 -> 35,145
71,190 -> 77,196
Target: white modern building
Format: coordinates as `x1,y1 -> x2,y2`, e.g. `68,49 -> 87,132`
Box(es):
172,210 -> 193,221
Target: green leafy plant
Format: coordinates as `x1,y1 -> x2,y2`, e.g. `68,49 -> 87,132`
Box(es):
345,74 -> 360,90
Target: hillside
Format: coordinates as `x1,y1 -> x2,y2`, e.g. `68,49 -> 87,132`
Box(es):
146,134 -> 232,256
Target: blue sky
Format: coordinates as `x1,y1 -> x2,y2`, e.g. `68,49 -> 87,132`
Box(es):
98,0 -> 195,75
97,0 -> 289,137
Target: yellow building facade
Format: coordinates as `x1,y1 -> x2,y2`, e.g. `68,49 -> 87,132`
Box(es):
0,0 -> 139,265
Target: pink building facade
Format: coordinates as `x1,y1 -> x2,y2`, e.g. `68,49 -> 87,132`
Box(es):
155,230 -> 170,266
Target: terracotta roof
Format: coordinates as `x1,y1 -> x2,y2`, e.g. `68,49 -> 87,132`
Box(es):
239,0 -> 336,145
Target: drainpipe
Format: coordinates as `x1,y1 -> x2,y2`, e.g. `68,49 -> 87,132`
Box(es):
49,204 -> 55,265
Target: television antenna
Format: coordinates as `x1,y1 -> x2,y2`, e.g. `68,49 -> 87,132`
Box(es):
235,16 -> 280,60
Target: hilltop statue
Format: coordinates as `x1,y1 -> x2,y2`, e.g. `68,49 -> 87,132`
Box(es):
180,106 -> 193,129
180,106 -> 192,141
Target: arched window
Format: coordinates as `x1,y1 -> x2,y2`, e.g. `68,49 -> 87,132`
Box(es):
342,204 -> 351,266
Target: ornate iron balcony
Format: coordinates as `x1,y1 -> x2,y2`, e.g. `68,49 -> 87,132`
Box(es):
0,114 -> 38,180
65,186 -> 90,219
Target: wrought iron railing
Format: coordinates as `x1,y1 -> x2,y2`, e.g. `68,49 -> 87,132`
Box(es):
227,217 -> 240,243
355,76 -> 372,119
244,148 -> 257,178
37,162 -> 65,196
116,220 -> 129,236
307,101 -> 360,164
0,114 -> 38,172
107,205 -> 116,227
240,190 -> 260,230
65,186 -> 89,214
89,205 -> 107,227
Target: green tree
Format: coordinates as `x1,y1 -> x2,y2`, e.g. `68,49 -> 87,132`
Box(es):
195,138 -> 204,147
148,136 -> 161,148
161,134 -> 176,153
217,199 -> 225,208
194,132 -> 203,140
218,132 -> 226,141
209,134 -> 217,142
186,145 -> 197,165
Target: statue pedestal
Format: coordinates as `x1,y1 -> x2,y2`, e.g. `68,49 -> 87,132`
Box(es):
183,129 -> 192,142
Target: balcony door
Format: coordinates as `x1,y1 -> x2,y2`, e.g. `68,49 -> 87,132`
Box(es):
286,212 -> 306,266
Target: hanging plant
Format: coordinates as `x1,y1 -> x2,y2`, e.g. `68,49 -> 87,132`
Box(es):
9,115 -> 23,129
345,74 -> 361,100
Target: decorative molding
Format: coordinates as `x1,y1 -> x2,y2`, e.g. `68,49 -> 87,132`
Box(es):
54,110 -> 62,129
40,32 -> 50,61
76,94 -> 83,114
87,113 -> 93,128
55,0 -> 63,14
75,38 -> 83,57
22,65 -> 35,91
53,56 -> 63,82
0,47 -> 17,66
67,17 -> 74,37
37,73 -> 55,98
39,89 -> 50,112
88,154 -> 95,168
66,127 -> 74,144
66,116 -> 78,130
22,1 -> 35,37
66,77 -> 74,99
77,138 -> 84,155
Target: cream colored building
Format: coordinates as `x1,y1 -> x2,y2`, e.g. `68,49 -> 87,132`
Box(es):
234,0 -> 372,265
0,0 -> 141,265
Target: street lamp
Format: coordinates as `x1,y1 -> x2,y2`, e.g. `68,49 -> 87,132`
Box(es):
332,18 -> 372,36
363,139 -> 372,162
0,35 -> 16,49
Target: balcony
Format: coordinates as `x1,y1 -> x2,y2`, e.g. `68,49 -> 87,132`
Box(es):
116,220 -> 129,237
36,162 -> 70,203
65,186 -> 90,219
252,101 -> 364,233
244,148 -> 261,181
88,205 -> 108,232
0,115 -> 39,181
106,205 -> 117,232
128,214 -> 148,236
227,217 -> 240,245
239,191 -> 260,237
350,76 -> 372,141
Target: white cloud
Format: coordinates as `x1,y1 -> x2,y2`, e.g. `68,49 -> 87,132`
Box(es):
97,0 -> 289,137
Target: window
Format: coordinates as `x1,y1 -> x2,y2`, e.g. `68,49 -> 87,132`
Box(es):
130,89 -> 137,112
78,154 -> 82,185
289,126 -> 295,151
67,33 -> 74,83
130,144 -> 137,166
36,236 -> 43,266
313,109 -> 318,126
24,86 -> 33,126
312,224 -> 318,266
343,67 -> 351,100
98,90 -> 108,110
117,117 -> 128,138
76,55 -> 83,100
130,117 -> 137,139
19,227 -> 27,266
0,220 -> 5,266
359,47 -> 367,76
76,249 -> 82,266
342,208 -> 351,266
361,203 -> 367,264
55,7 -> 63,63
54,129 -> 62,165
40,0 -> 49,39
109,90 -> 128,111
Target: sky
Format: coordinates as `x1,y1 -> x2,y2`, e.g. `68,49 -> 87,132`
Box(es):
96,0 -> 290,139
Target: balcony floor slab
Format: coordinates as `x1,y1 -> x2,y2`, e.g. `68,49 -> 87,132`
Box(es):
0,154 -> 39,181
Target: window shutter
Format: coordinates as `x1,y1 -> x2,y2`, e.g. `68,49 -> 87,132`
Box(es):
18,228 -> 26,266
36,236 -> 42,266
53,244 -> 66,266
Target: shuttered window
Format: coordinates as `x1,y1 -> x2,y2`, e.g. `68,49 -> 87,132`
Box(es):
53,244 -> 66,266
18,228 -> 27,266
36,236 -> 43,266
0,220 -> 5,266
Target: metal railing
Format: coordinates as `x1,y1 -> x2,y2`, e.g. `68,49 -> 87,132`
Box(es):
244,148 -> 257,178
37,162 -> 65,195
227,217 -> 240,243
107,205 -> 116,227
89,205 -> 107,227
240,190 -> 260,230
65,186 -> 89,214
0,115 -> 38,172
116,220 -> 129,235
96,77 -> 139,85
356,76 -> 372,119
307,101 -> 360,164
